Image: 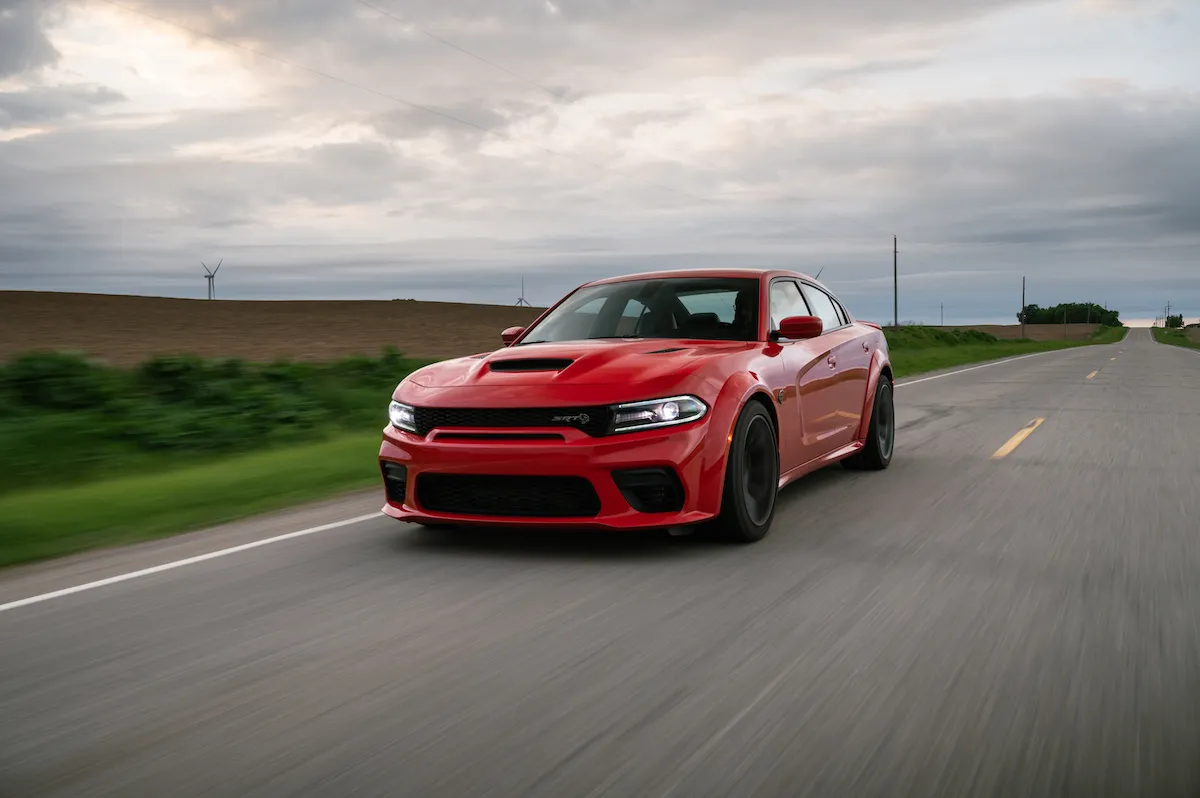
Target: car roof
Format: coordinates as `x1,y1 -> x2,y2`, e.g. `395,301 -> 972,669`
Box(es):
582,267 -> 825,287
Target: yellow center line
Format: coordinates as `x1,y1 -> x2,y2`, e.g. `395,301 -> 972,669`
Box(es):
1110,357 -> 1117,361
991,418 -> 1045,460
1086,370 -> 1098,380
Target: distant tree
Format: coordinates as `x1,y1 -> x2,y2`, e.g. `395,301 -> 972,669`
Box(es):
1164,314 -> 1184,329
1017,302 -> 1121,327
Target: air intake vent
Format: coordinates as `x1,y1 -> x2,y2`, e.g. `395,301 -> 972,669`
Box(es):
380,461 -> 408,505
612,467 -> 685,513
644,347 -> 686,354
488,358 -> 575,372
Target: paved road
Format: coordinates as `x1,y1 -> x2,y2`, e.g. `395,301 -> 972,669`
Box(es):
3,328 -> 1199,797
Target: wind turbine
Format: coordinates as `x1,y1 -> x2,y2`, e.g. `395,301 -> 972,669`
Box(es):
202,259 -> 222,300
514,276 -> 532,307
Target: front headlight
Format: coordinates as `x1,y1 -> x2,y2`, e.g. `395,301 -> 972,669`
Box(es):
388,400 -> 417,433
611,395 -> 708,433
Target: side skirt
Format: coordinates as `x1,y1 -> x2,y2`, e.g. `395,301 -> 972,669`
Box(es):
777,440 -> 864,490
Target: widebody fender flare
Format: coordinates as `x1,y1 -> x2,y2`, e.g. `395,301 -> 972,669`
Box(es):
693,371 -> 778,516
855,349 -> 892,441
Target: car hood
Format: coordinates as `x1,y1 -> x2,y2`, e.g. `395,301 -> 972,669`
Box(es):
403,339 -> 755,391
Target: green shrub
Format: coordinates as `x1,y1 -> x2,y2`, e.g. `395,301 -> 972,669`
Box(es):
0,349 -> 427,495
883,326 -> 999,350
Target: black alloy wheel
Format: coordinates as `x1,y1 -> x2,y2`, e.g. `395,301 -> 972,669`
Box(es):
712,401 -> 780,543
844,375 -> 895,471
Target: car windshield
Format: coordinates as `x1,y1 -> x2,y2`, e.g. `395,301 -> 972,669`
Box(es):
518,276 -> 761,344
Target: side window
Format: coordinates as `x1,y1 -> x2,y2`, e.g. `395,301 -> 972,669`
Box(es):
769,280 -> 810,330
831,297 -> 848,326
799,283 -> 843,333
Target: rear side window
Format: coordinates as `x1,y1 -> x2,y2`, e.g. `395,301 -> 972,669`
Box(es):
799,284 -> 844,332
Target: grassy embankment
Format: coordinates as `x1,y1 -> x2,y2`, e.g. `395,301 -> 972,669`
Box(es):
0,349 -> 428,567
1151,327 -> 1200,351
0,325 -> 1126,567
887,324 -> 1127,377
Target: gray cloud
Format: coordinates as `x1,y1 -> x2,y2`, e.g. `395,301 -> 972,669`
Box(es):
0,0 -> 60,78
0,83 -> 125,127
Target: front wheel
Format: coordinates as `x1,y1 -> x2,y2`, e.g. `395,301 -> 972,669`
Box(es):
844,375 -> 895,471
712,402 -> 780,543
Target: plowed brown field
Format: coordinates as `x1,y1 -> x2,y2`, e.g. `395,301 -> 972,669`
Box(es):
1,291 -> 546,366
950,323 -> 1101,341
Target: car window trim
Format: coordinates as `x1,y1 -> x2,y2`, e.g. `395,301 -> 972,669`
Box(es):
767,277 -> 817,342
798,280 -> 851,334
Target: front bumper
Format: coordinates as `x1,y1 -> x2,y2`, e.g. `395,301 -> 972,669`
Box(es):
378,420 -> 721,529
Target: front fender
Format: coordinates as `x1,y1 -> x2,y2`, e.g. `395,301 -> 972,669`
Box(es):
693,371 -> 776,516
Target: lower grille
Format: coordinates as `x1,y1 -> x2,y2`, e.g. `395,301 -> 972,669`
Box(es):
415,473 -> 601,518
611,467 -> 685,513
381,461 -> 407,505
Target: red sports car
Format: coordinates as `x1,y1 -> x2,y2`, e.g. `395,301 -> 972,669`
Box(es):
379,268 -> 894,542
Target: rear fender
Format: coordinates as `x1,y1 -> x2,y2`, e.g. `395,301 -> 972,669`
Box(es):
855,350 -> 892,441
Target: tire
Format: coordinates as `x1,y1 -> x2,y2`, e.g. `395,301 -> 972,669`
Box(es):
844,375 -> 895,471
711,401 -> 780,543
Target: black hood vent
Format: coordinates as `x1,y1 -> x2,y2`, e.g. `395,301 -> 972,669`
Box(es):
487,358 -> 574,372
644,347 -> 686,354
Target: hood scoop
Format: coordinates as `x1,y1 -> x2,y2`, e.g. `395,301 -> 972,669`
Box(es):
487,358 -> 575,373
644,347 -> 687,354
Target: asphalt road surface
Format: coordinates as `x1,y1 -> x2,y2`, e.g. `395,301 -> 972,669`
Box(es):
3,327 -> 1199,797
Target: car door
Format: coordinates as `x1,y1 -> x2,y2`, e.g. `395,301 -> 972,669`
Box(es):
798,281 -> 868,447
826,289 -> 874,423
767,278 -> 842,471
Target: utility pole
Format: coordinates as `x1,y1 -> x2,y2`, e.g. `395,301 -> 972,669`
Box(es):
1020,276 -> 1026,339
893,235 -> 898,328
940,302 -> 944,327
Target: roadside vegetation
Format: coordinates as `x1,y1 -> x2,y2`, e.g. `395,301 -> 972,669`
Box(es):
886,324 -> 1127,378
0,349 -> 426,566
1152,326 -> 1200,350
1,320 -> 1127,568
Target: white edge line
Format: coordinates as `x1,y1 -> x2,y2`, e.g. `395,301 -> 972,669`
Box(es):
896,349 -> 1061,388
0,513 -> 381,614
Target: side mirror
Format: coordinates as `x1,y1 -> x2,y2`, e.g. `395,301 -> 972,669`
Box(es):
501,326 -> 525,346
773,315 -> 823,340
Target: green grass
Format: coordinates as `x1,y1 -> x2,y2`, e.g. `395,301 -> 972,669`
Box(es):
0,433 -> 385,568
0,348 -> 431,495
887,325 -> 1127,378
0,326 -> 1129,569
1152,327 -> 1200,350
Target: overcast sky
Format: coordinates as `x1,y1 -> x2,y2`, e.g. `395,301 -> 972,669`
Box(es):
1,0 -> 1196,324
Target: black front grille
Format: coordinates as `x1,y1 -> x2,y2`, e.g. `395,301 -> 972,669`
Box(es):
411,406 -> 612,437
381,461 -> 407,505
415,474 -> 601,518
612,467 -> 685,513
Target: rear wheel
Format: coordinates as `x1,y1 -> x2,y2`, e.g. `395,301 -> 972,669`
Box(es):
712,402 -> 780,543
844,375 -> 895,471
